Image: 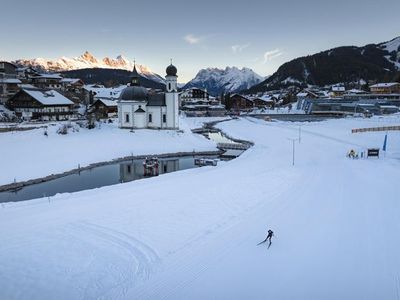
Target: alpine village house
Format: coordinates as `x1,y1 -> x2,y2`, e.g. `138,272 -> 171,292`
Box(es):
7,88 -> 75,121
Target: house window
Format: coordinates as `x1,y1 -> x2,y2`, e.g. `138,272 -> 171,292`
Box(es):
163,114 -> 167,123
149,114 -> 152,123
125,113 -> 130,123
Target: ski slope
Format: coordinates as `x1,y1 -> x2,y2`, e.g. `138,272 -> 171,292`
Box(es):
0,116 -> 399,299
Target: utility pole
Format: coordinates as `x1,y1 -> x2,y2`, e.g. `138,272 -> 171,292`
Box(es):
287,138 -> 299,166
298,125 -> 302,143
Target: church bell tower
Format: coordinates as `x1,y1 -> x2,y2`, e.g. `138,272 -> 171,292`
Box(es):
165,60 -> 179,129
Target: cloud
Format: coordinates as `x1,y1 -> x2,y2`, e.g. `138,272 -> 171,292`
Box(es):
263,49 -> 283,63
231,43 -> 250,54
184,34 -> 202,45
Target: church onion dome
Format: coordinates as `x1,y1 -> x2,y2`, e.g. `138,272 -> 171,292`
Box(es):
119,86 -> 148,101
166,64 -> 177,76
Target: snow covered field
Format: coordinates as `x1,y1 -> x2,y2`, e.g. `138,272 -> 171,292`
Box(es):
0,115 -> 400,299
0,118 -> 218,186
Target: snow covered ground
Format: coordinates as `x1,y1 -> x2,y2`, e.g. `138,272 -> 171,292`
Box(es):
0,118 -> 217,185
0,115 -> 400,299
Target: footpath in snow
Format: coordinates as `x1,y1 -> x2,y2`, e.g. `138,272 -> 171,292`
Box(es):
0,115 -> 399,300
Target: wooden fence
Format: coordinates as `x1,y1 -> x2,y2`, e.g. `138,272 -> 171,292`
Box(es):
352,125 -> 400,133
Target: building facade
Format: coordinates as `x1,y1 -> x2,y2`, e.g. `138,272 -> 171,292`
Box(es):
180,87 -> 225,116
0,61 -> 22,104
7,88 -> 75,121
370,83 -> 400,94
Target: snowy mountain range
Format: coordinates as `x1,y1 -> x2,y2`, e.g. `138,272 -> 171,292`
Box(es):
13,52 -> 264,93
247,36 -> 400,93
183,67 -> 264,96
13,51 -> 165,84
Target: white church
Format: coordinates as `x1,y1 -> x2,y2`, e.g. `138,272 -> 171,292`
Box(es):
118,63 -> 179,129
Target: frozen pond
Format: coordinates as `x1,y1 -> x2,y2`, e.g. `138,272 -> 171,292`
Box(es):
0,155 -> 217,203
0,127 -> 249,203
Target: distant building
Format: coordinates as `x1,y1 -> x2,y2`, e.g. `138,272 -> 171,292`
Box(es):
226,94 -> 254,111
83,84 -> 125,105
7,88 -> 75,121
370,83 -> 400,94
296,90 -> 319,99
117,63 -> 179,129
180,87 -> 225,116
303,94 -> 400,116
60,78 -> 85,104
90,99 -> 118,119
31,74 -> 63,90
0,61 -> 21,104
61,78 -> 84,93
331,86 -> 346,97
16,67 -> 39,81
250,95 -> 276,108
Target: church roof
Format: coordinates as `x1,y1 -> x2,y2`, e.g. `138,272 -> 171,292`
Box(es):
119,86 -> 148,101
131,65 -> 139,77
166,64 -> 177,76
147,94 -> 166,106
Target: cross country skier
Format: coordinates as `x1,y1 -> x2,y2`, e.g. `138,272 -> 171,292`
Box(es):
257,229 -> 274,248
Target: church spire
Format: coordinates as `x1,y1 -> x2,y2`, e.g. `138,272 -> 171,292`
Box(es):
130,60 -> 140,86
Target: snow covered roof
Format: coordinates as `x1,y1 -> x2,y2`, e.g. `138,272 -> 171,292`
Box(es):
346,89 -> 365,94
85,85 -> 126,99
231,93 -> 251,100
296,92 -> 308,97
332,86 -> 345,92
251,95 -> 275,102
18,84 -> 36,89
34,74 -> 63,79
61,78 -> 82,84
379,105 -> 399,109
23,89 -> 74,105
370,82 -> 400,88
0,78 -> 21,84
94,99 -> 117,107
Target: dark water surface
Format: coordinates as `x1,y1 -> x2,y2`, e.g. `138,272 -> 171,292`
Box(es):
0,156 -> 214,203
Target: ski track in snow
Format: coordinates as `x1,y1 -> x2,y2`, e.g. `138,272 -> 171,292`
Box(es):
68,222 -> 160,299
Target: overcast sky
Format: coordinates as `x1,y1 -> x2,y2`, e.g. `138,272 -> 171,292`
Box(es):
1,0 -> 399,82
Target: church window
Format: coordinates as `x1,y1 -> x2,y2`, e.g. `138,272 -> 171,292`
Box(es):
168,83 -> 171,90
163,114 -> 167,123
149,114 -> 152,123
125,113 -> 130,123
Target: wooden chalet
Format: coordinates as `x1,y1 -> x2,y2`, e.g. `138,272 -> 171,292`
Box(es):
226,94 -> 254,111
250,95 -> 276,108
31,74 -> 63,89
7,88 -> 75,121
90,99 -> 118,119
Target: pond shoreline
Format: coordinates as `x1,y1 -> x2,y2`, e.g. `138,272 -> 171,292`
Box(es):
0,150 -> 223,193
0,118 -> 254,195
